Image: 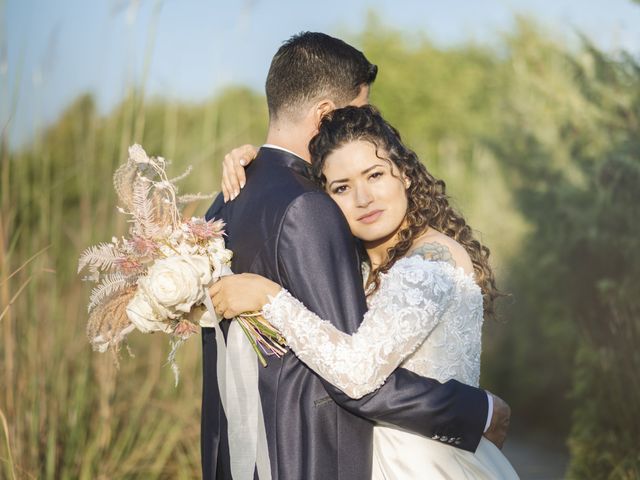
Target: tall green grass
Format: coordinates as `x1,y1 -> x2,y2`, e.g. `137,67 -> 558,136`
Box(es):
1,88 -> 266,478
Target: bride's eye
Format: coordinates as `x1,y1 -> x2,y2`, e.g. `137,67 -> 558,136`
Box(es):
332,185 -> 348,194
369,171 -> 383,180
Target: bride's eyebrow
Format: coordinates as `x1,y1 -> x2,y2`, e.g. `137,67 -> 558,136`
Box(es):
328,178 -> 348,188
363,163 -> 386,173
328,164 -> 386,188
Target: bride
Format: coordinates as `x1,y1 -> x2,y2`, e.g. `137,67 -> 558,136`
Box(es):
210,105 -> 519,479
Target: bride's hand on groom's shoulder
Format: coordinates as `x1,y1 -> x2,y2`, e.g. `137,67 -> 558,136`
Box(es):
483,392 -> 511,450
221,144 -> 258,202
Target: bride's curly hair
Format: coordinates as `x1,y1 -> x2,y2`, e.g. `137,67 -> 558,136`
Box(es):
309,105 -> 503,318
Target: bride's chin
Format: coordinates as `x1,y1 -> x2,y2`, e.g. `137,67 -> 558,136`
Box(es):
356,217 -> 408,249
359,226 -> 399,247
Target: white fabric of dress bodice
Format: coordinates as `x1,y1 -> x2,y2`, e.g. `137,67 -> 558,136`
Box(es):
263,255 -> 484,398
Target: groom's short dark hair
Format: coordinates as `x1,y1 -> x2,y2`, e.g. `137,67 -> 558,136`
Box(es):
266,32 -> 377,121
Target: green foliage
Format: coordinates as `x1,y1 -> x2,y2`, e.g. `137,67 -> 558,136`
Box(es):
487,18 -> 640,478
570,342 -> 640,479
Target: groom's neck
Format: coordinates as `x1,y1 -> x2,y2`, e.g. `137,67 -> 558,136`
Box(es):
265,120 -> 312,163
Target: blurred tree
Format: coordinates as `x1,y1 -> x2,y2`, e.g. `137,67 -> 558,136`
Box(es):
490,18 -> 640,478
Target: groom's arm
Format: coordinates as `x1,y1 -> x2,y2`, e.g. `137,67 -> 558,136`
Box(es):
277,192 -> 489,452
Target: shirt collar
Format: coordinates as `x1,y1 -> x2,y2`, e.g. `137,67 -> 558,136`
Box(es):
260,144 -> 312,179
262,143 -> 301,157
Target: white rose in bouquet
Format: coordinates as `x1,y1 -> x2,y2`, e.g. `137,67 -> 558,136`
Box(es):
136,255 -> 212,319
126,292 -> 173,333
208,238 -> 233,275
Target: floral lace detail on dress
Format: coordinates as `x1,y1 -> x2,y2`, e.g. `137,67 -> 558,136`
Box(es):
400,257 -> 483,388
263,255 -> 484,399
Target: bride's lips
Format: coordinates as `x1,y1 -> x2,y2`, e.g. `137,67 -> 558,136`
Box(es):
357,209 -> 383,224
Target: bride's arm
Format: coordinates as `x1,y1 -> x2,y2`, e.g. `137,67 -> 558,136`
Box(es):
211,256 -> 455,399
265,256 -> 454,398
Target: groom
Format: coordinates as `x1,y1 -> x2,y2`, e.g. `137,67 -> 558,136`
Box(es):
203,32 -> 509,479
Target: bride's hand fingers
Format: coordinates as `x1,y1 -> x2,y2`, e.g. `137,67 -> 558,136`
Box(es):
209,281 -> 221,298
223,307 -> 239,319
232,158 -> 246,196
220,144 -> 257,202
209,283 -> 226,314
223,153 -> 246,201
222,153 -> 237,200
213,299 -> 225,316
237,144 -> 258,165
222,175 -> 234,203
213,297 -> 235,319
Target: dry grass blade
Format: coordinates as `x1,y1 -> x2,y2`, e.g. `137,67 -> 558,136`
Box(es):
177,192 -> 216,204
0,275 -> 32,324
0,245 -> 50,287
0,407 -> 16,480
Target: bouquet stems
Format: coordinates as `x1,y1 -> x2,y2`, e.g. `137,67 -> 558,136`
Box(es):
236,312 -> 287,367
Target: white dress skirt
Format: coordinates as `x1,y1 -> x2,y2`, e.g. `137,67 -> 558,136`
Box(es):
373,427 -> 517,479
263,255 -> 519,479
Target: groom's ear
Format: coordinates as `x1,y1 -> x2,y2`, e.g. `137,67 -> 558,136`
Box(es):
313,99 -> 336,128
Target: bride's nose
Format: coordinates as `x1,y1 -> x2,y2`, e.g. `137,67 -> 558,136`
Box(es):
354,184 -> 374,207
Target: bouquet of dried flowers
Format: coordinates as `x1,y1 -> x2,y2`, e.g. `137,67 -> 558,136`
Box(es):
78,145 -> 285,380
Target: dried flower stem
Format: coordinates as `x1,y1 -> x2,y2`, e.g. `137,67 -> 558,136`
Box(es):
236,313 -> 287,367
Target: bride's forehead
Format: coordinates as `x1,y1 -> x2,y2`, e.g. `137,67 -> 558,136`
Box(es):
323,141 -> 387,175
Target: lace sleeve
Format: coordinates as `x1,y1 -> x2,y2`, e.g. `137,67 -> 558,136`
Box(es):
263,256 -> 455,399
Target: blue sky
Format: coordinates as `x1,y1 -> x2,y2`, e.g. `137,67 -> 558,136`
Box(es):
4,0 -> 640,149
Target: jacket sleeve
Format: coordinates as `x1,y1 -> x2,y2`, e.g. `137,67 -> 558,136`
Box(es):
276,191 -> 488,452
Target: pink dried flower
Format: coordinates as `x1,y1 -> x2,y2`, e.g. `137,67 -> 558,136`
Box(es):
186,218 -> 225,240
129,236 -> 160,257
113,257 -> 143,273
174,320 -> 199,338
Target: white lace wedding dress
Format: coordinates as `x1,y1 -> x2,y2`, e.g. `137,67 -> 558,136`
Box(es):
263,255 -> 519,479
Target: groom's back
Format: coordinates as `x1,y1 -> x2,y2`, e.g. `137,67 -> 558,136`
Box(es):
203,146 -> 373,480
